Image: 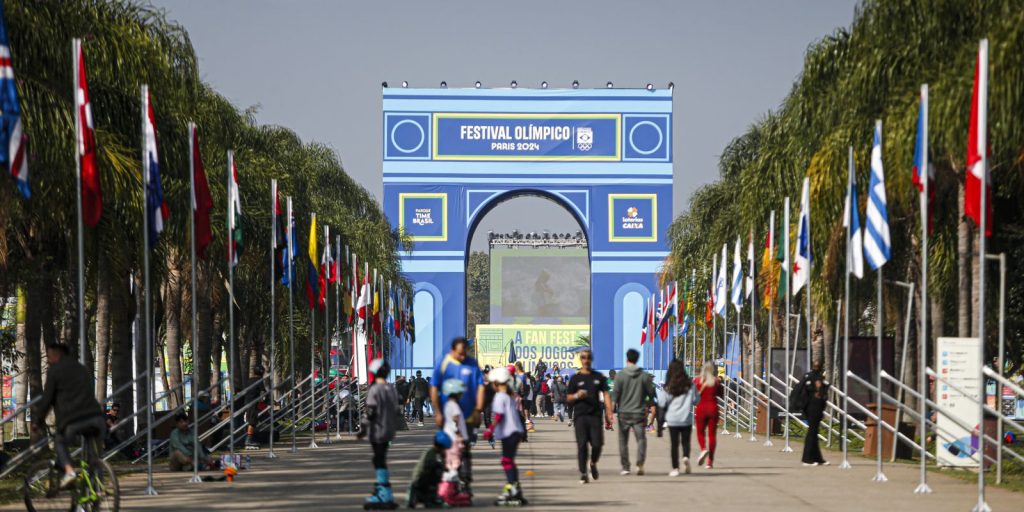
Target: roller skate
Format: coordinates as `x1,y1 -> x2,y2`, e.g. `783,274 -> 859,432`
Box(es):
494,482 -> 527,507
363,469 -> 398,510
438,480 -> 472,507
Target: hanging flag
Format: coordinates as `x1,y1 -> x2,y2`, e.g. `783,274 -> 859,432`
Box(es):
280,207 -> 297,287
305,213 -> 320,310
142,88 -> 169,248
191,125 -> 213,258
317,225 -> 330,309
965,39 -> 992,237
0,5 -> 28,198
844,148 -> 865,279
775,214 -> 789,302
761,215 -> 775,310
372,284 -> 382,336
228,155 -> 243,266
792,178 -> 811,294
913,86 -> 935,234
408,301 -> 416,344
391,288 -> 400,335
864,122 -> 891,270
715,245 -> 728,317
356,270 -> 370,333
704,287 -> 714,330
657,286 -> 671,341
648,294 -> 656,344
640,295 -> 649,345
730,237 -> 743,310
74,39 -> 102,227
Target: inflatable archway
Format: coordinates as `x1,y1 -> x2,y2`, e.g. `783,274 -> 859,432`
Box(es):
383,87 -> 673,371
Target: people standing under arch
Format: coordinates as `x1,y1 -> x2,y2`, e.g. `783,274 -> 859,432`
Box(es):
659,360 -> 696,476
694,361 -> 723,469
430,337 -> 485,491
612,348 -> 655,476
567,349 -> 614,484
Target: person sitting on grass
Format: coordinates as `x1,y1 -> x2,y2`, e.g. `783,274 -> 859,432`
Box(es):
406,431 -> 451,509
169,412 -> 213,471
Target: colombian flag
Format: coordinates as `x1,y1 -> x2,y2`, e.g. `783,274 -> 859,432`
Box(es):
305,213 -> 320,310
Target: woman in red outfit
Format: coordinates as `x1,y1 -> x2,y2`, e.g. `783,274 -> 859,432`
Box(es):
693,362 -> 723,469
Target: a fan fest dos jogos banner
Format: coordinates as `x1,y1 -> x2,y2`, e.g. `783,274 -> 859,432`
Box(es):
475,324 -> 590,375
383,88 -> 673,372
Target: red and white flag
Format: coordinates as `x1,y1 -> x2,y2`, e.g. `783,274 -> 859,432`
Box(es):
356,270 -> 371,333
965,39 -> 992,237
74,39 -> 101,227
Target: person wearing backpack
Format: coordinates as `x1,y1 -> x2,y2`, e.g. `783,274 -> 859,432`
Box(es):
538,376 -> 550,418
658,360 -> 697,476
550,374 -> 568,422
799,363 -> 830,466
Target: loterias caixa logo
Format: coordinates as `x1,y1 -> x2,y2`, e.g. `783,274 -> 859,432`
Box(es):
623,205 -> 643,228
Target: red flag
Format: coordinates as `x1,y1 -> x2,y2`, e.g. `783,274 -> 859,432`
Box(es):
75,40 -> 101,227
965,40 -> 992,237
191,125 -> 213,257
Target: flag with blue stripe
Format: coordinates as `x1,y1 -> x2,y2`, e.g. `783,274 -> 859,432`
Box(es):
864,121 -> 891,270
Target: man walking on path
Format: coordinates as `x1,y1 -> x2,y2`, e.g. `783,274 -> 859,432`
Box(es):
431,337 -> 485,490
410,370 -> 429,426
567,348 -> 614,484
612,349 -> 655,476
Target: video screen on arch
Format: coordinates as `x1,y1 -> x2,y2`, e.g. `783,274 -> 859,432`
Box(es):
489,247 -> 589,324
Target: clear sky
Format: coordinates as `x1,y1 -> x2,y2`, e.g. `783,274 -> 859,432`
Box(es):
149,0 -> 858,248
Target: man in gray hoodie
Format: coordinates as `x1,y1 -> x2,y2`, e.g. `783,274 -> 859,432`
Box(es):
611,349 -> 655,475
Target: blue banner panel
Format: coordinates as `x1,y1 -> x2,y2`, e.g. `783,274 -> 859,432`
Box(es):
433,113 -> 621,161
399,193 -> 447,241
608,193 -> 657,242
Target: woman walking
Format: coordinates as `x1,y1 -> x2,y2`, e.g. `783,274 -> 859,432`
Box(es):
658,360 -> 697,476
800,363 -> 830,466
693,361 -> 723,469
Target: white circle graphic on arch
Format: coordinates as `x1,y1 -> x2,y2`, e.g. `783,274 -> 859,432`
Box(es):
390,119 -> 426,154
628,120 -> 663,156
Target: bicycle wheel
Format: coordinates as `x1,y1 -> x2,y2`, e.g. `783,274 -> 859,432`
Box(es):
22,459 -> 71,512
85,459 -> 119,512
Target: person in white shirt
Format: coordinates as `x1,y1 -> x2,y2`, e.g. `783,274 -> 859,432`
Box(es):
482,367 -> 528,506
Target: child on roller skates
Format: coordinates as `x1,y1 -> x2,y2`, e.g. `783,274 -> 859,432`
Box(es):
482,367 -> 527,507
439,378 -> 472,506
360,359 -> 400,510
406,431 -> 450,509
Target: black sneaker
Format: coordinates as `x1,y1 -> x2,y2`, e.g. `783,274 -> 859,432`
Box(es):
579,473 -> 589,484
590,464 -> 599,481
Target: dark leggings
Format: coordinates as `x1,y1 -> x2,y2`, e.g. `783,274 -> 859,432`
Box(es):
573,414 -> 604,475
371,441 -> 389,469
668,426 -> 692,469
500,432 -> 521,483
55,415 -> 107,469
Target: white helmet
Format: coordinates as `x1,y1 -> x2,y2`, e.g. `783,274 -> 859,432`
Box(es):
488,366 -> 511,384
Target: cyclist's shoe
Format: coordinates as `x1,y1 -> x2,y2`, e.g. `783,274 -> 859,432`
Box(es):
59,470 -> 77,490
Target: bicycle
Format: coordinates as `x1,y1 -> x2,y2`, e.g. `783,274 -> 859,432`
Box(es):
22,425 -> 120,512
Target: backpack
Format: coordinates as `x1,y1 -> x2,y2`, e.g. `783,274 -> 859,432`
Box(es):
540,381 -> 549,395
789,378 -> 808,413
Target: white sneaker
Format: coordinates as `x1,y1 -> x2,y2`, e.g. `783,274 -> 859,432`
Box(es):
697,450 -> 709,466
821,461 -> 830,466
668,469 -> 680,477
704,464 -> 713,470
59,471 -> 78,490
417,421 -> 424,427
683,457 -> 691,474
619,469 -> 631,476
636,465 -> 645,476
802,462 -> 818,467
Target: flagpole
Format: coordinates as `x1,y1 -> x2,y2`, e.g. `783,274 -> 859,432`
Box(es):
335,237 -> 343,440
841,146 -> 853,470
287,197 -> 297,453
226,150 -> 237,463
914,84 -> 932,492
268,179 -> 278,459
765,210 -> 775,447
749,230 -> 757,442
309,213 -> 319,449
782,196 -> 792,453
868,120 -> 888,483
73,38 -> 87,366
188,123 -> 203,482
322,224 -> 331,446
140,84 -> 157,495
974,38 -> 989,512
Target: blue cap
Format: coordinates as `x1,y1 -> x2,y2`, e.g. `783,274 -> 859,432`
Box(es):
434,431 -> 453,449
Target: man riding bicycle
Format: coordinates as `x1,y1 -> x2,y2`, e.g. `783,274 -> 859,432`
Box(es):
32,343 -> 106,489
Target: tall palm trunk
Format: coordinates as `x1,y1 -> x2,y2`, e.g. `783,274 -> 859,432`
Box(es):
957,184 -> 972,337
211,312 -> 223,404
133,274 -> 149,430
95,256 -> 112,402
110,268 -> 136,437
195,260 -> 214,398
162,251 -> 184,409
25,275 -> 45,427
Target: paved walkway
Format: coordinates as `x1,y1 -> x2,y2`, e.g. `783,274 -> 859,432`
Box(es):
14,419 -> 1019,511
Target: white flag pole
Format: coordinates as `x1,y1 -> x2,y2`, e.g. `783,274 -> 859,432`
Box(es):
287,197 -> 297,453
974,38 -> 990,512
226,150 -> 237,463
765,211 -> 775,447
309,213 -> 319,449
267,179 -> 279,459
782,197 -> 793,453
73,38 -> 87,366
189,123 -> 204,481
841,146 -> 854,470
141,84 -> 157,496
914,85 -> 931,491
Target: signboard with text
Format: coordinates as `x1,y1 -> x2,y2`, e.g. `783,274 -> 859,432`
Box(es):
399,193 -> 447,241
935,337 -> 982,468
475,324 -> 590,375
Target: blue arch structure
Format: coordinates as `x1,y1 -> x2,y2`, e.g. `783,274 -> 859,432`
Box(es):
383,88 -> 673,372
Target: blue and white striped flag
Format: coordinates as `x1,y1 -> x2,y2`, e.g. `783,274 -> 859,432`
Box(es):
864,121 -> 891,270
730,237 -> 743,310
714,244 -> 728,317
843,148 -> 864,279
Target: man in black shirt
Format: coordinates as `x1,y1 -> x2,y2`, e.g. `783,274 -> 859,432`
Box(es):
409,370 -> 429,426
567,349 -> 614,484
